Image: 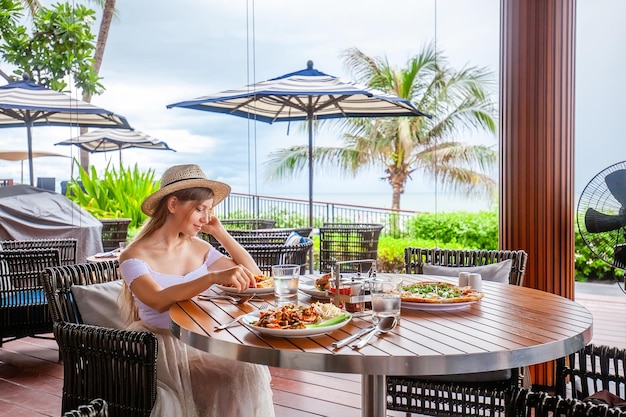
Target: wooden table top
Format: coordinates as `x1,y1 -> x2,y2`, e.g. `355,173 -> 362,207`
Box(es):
170,273 -> 593,376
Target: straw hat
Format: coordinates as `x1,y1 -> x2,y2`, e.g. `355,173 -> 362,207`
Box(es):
141,164 -> 231,216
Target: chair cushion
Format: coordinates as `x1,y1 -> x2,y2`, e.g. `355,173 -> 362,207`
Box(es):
71,280 -> 124,329
422,259 -> 513,284
1,289 -> 46,307
284,231 -> 306,245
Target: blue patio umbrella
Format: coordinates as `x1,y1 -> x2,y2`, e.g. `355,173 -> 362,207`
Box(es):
167,60 -> 430,227
0,75 -> 131,185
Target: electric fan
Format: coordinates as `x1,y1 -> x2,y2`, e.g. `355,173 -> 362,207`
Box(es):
577,161 -> 626,293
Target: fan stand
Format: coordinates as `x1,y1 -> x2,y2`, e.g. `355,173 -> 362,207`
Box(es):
612,244 -> 626,295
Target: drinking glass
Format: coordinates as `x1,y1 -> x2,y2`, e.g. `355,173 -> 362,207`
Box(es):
271,264 -> 300,303
369,276 -> 403,323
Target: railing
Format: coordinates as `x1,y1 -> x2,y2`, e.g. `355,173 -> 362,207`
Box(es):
213,192 -> 417,238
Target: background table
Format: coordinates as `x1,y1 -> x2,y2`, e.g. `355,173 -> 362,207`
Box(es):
170,274 -> 593,417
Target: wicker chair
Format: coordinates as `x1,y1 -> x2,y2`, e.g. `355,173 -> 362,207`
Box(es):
0,248 -> 61,346
221,219 -> 276,230
1,238 -> 77,266
508,388 -> 626,417
386,247 -> 529,416
99,218 -> 132,252
218,238 -> 314,275
318,223 -> 384,273
199,227 -> 313,249
556,344 -> 626,404
404,247 -> 528,285
41,261 -> 157,417
62,398 -> 108,417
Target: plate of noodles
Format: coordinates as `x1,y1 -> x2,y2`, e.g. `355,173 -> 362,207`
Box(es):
241,302 -> 351,338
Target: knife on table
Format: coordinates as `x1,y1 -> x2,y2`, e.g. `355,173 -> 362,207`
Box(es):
332,324 -> 376,349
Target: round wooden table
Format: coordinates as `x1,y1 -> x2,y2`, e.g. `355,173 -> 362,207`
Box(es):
170,274 -> 593,417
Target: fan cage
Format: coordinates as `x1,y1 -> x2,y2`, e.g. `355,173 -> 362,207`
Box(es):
577,160 -> 626,270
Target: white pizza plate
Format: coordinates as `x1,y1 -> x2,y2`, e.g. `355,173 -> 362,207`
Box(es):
401,300 -> 476,311
241,311 -> 351,338
214,284 -> 274,295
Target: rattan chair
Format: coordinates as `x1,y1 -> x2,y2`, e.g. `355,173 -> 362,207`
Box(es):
221,219 -> 276,230
199,227 -> 313,249
41,261 -> 157,417
99,218 -> 132,251
556,344 -> 626,404
386,247 -> 529,416
1,238 -> 77,266
318,223 -> 384,273
218,238 -> 314,275
62,398 -> 108,417
403,247 -> 528,285
508,388 -> 626,417
0,248 -> 60,346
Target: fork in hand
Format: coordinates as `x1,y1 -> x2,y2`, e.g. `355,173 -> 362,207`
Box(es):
213,302 -> 269,331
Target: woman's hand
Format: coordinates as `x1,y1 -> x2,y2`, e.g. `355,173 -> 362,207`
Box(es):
210,265 -> 255,293
200,211 -> 224,236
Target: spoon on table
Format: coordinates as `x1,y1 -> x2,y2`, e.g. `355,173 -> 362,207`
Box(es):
351,316 -> 397,349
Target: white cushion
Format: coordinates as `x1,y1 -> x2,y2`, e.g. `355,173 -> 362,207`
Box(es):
71,280 -> 125,329
284,231 -> 305,245
422,259 -> 513,284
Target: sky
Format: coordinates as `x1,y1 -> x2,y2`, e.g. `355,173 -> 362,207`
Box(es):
1,0 -> 625,212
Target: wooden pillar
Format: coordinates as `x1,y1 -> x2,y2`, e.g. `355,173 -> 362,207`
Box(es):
500,0 -> 576,387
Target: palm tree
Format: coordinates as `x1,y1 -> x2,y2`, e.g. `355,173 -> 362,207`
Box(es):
79,0 -> 117,172
264,43 -> 498,211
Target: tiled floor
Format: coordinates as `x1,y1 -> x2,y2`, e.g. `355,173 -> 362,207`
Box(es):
1,284 -> 624,417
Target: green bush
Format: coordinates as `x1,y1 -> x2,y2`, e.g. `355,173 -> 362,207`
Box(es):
406,211 -> 499,249
375,210 -> 620,281
65,161 -> 158,233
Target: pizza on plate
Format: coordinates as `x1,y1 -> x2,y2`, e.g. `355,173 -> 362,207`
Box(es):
401,281 -> 484,303
254,274 -> 274,288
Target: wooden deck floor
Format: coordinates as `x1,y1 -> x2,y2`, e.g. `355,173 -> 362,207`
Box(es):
1,288 -> 624,417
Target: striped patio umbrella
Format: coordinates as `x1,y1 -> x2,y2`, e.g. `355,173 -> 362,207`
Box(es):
167,60 -> 430,227
0,75 -> 131,185
55,128 -> 175,163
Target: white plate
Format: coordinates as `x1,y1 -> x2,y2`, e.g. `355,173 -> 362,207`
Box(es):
241,311 -> 351,338
401,300 -> 476,311
214,284 -> 274,295
298,277 -> 331,299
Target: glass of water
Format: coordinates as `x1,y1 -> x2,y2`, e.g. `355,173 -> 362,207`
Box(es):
271,264 -> 300,303
369,276 -> 403,323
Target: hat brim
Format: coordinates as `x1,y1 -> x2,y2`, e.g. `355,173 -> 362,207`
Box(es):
141,178 -> 231,216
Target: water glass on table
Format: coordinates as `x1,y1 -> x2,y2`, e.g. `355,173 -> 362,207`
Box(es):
272,264 -> 300,303
369,276 -> 403,323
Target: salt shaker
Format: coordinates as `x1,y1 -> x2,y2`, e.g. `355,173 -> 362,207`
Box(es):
468,273 -> 482,291
458,272 -> 470,287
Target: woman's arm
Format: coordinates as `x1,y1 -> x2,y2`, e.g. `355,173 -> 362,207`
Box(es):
201,215 -> 262,275
127,264 -> 253,313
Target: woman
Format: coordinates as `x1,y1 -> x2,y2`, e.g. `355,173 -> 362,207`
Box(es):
118,164 -> 275,417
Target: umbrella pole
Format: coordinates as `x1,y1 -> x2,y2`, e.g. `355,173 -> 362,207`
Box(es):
308,111 -> 314,273
26,120 -> 34,186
